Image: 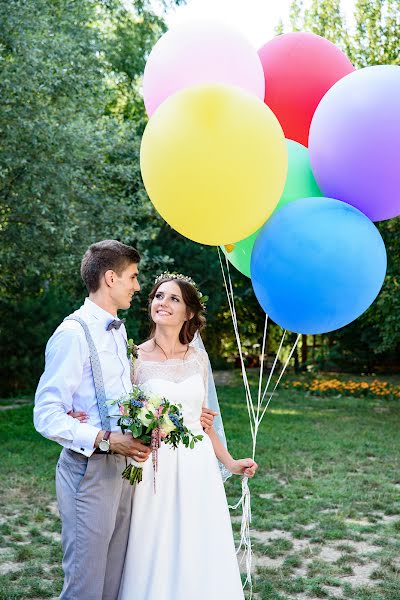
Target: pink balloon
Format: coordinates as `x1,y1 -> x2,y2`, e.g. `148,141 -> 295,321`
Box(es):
143,20 -> 265,116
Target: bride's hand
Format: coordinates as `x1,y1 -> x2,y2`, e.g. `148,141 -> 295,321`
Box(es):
200,407 -> 218,432
68,410 -> 88,422
229,458 -> 258,478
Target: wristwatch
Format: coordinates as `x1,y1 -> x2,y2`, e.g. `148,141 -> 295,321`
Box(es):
98,431 -> 111,453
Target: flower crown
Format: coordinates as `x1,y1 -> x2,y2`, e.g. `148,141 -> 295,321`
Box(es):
154,272 -> 208,309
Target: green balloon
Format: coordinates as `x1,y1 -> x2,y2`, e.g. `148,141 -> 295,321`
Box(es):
275,139 -> 322,210
221,140 -> 321,277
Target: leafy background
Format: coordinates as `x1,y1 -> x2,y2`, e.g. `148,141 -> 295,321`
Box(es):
0,0 -> 399,396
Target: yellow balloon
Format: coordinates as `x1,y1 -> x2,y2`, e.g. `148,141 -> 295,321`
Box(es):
140,84 -> 288,246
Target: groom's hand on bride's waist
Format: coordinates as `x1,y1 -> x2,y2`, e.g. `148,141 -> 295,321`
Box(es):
94,431 -> 151,461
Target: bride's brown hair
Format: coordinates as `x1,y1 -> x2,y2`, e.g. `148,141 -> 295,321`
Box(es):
148,277 -> 206,345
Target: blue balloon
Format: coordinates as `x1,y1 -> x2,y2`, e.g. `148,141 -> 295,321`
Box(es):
250,197 -> 387,334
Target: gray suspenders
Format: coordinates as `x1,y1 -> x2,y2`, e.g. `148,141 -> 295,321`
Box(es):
64,316 -> 111,431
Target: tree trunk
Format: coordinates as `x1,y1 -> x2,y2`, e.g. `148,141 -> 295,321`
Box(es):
301,334 -> 308,370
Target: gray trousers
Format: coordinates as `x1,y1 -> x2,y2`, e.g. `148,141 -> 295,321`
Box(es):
56,448 -> 133,600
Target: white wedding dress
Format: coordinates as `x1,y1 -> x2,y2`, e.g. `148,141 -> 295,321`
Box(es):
118,347 -> 244,600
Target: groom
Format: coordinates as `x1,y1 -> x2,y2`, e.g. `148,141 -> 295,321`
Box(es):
34,240 -> 216,600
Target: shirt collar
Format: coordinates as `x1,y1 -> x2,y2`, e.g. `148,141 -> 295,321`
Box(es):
84,298 -> 118,330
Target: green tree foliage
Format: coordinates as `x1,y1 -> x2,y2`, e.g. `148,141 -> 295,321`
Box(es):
352,0 -> 400,66
0,0 -> 168,297
2,0 -> 399,395
0,0 -> 175,393
304,0 -> 351,50
289,0 -> 305,31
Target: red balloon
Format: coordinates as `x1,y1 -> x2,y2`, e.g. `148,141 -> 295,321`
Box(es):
258,32 -> 354,146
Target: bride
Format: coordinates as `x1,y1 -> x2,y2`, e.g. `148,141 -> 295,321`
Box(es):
117,272 -> 258,600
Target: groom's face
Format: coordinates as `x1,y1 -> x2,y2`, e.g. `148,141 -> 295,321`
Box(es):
111,262 -> 140,310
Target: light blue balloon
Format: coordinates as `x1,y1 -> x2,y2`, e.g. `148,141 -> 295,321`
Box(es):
250,197 -> 387,334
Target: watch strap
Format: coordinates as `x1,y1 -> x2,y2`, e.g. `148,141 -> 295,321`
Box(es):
97,430 -> 111,453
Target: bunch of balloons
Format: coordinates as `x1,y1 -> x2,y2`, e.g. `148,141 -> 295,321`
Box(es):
140,20 -> 400,335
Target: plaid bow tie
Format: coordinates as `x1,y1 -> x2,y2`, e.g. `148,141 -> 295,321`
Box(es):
106,318 -> 126,331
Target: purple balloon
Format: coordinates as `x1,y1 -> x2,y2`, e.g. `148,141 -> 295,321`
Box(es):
309,65 -> 400,222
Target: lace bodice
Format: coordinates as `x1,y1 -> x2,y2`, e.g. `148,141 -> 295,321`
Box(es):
133,347 -> 209,388
132,347 -> 209,437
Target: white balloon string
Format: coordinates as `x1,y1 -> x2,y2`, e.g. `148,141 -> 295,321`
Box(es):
217,248 -> 300,597
224,256 -> 257,430
228,476 -> 253,598
218,248 -> 255,594
259,329 -> 287,409
259,334 -> 301,424
251,313 -> 268,460
217,248 -> 255,439
256,314 -> 268,421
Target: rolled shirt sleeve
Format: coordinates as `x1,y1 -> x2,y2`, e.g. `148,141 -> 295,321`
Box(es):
34,326 -> 101,457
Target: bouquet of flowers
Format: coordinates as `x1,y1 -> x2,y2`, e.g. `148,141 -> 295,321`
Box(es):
108,385 -> 203,490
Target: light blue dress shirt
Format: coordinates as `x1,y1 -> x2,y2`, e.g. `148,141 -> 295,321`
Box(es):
34,298 -> 132,456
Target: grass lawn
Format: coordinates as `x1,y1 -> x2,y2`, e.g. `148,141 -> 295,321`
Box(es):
1,376 -> 400,600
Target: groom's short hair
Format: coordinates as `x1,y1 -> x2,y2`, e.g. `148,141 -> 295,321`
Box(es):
81,240 -> 140,293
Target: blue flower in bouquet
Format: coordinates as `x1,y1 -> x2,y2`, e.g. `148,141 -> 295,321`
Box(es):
168,412 -> 184,432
